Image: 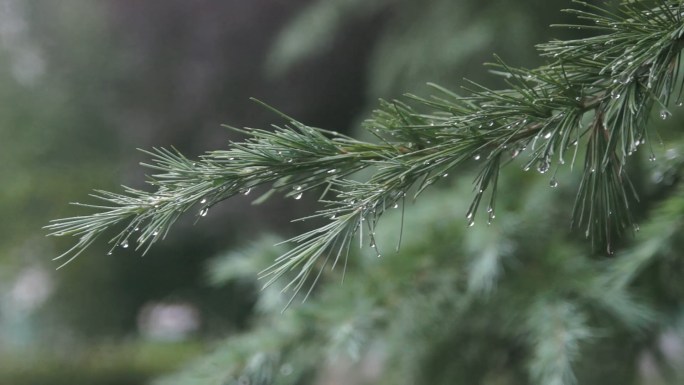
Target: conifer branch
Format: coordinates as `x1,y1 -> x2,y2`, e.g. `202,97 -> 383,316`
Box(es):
47,0 -> 684,297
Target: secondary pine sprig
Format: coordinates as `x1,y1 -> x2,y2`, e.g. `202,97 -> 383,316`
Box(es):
48,0 -> 684,297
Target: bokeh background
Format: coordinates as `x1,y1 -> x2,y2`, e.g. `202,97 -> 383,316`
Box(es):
4,0 -> 678,384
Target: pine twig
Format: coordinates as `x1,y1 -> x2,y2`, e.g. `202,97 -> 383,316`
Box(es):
47,0 -> 684,300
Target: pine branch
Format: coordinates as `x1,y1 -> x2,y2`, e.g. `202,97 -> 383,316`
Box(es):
526,299 -> 592,385
47,0 -> 684,298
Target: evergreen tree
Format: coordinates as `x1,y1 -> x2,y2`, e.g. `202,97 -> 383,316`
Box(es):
47,1 -> 684,384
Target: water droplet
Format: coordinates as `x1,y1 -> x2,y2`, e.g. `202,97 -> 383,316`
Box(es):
134,227 -> 140,232
242,188 -> 251,195
327,169 -> 337,174
677,102 -> 683,107
660,109 -> 670,120
152,231 -> 159,237
633,223 -> 640,232
466,211 -> 473,220
294,192 -> 303,200
549,178 -> 558,188
649,154 -> 656,162
474,154 -> 481,160
294,185 -> 302,191
107,251 -> 113,255
393,203 -> 399,209
488,121 -> 495,127
537,159 -> 550,174
120,240 -> 129,249
200,198 -> 207,204
611,90 -> 621,99
544,132 -> 552,139
442,173 -> 449,177
200,207 -> 209,217
467,218 -> 475,227
330,213 -> 337,219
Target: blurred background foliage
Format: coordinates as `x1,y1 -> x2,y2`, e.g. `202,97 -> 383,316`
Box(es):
3,0 -> 684,384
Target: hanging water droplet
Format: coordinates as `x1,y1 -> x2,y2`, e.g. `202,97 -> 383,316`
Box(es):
294,192 -> 303,200
659,109 -> 670,120
120,239 -> 129,249
474,154 -> 481,160
393,203 -> 399,209
610,90 -> 621,99
107,251 -> 113,255
677,102 -> 683,107
200,198 -> 207,204
633,223 -> 640,232
294,185 -> 302,191
549,177 -> 558,188
544,132 -> 552,139
466,211 -> 473,220
242,188 -> 251,195
200,207 -> 209,217
467,218 -> 475,227
537,159 -> 550,174
330,213 -> 337,219
649,154 -> 656,162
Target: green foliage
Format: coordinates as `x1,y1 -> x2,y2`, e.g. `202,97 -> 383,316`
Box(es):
46,1 -> 684,384
50,0 -> 684,284
154,165 -> 684,384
